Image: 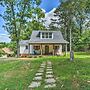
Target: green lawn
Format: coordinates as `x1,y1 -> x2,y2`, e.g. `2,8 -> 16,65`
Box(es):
0,52 -> 90,90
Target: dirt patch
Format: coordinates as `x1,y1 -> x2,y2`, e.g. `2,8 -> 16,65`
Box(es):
18,58 -> 34,60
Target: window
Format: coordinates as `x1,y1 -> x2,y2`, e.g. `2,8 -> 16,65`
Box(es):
49,33 -> 52,38
54,46 -> 59,50
46,33 -> 48,38
26,45 -> 28,49
34,46 -> 40,50
42,32 -> 45,38
41,32 -> 53,39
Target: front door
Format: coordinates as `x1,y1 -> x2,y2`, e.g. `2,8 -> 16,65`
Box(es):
45,45 -> 49,55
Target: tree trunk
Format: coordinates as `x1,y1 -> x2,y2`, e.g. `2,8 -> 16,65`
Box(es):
16,40 -> 20,57
16,2 -> 27,58
11,2 -> 19,57
79,18 -> 83,35
70,28 -> 72,52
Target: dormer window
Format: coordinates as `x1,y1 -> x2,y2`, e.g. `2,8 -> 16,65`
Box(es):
49,33 -> 52,38
41,32 -> 53,39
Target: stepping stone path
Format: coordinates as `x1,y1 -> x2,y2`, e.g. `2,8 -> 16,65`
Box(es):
28,81 -> 41,88
44,83 -> 56,88
44,61 -> 56,88
35,73 -> 43,76
46,74 -> 54,78
28,61 -> 57,89
33,76 -> 42,81
46,71 -> 53,74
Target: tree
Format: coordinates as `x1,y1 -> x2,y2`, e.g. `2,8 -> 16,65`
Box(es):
0,0 -> 45,57
50,0 -> 76,51
49,0 -> 90,51
74,29 -> 90,51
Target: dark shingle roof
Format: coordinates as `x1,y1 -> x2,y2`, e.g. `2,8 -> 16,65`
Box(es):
29,30 -> 69,44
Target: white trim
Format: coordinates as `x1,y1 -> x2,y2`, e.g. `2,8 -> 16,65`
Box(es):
40,32 -> 53,39
40,32 -> 42,39
52,33 -> 53,39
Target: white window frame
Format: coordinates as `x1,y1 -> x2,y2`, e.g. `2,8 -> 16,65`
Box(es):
40,32 -> 53,39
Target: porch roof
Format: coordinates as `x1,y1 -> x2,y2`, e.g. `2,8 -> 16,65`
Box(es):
29,39 -> 68,44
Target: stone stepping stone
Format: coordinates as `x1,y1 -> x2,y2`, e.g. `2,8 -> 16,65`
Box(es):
33,76 -> 42,81
40,63 -> 45,66
47,64 -> 52,66
46,75 -> 54,78
35,73 -> 43,76
28,81 -> 41,88
47,65 -> 52,68
39,68 -> 44,70
44,84 -> 56,88
40,65 -> 45,68
37,69 -> 44,73
46,71 -> 53,74
45,78 -> 56,84
47,67 -> 52,69
47,61 -> 52,65
46,69 -> 53,71
47,63 -> 52,65
41,63 -> 46,66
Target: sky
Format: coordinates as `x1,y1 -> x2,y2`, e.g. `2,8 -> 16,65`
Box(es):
0,0 -> 60,43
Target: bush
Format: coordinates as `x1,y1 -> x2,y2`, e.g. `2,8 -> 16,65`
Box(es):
0,49 -> 5,57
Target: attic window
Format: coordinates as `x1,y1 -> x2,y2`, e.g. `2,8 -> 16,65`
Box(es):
49,33 -> 52,38
37,32 -> 40,37
41,32 -> 53,39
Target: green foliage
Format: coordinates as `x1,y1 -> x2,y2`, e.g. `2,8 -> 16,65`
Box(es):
0,0 -> 45,57
0,42 -> 7,56
0,49 -> 5,57
0,60 -> 41,89
7,41 -> 16,54
0,0 -> 45,41
36,0 -> 41,5
0,42 -> 8,48
74,30 -> 90,51
50,0 -> 90,52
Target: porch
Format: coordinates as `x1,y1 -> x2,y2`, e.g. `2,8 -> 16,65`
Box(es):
28,43 -> 67,56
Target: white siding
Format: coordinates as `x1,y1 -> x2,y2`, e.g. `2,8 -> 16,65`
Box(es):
54,44 -> 62,55
20,45 -> 29,54
58,45 -> 62,55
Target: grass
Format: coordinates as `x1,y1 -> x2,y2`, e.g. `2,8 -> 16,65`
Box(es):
0,52 -> 90,90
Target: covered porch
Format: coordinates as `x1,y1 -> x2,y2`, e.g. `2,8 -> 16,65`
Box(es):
28,43 -> 68,56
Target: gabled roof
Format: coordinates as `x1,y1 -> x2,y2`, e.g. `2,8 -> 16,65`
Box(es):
29,30 -> 69,44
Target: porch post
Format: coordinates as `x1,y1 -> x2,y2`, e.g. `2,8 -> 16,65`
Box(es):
65,44 -> 67,56
40,44 -> 42,55
28,44 -> 30,56
53,44 -> 55,56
